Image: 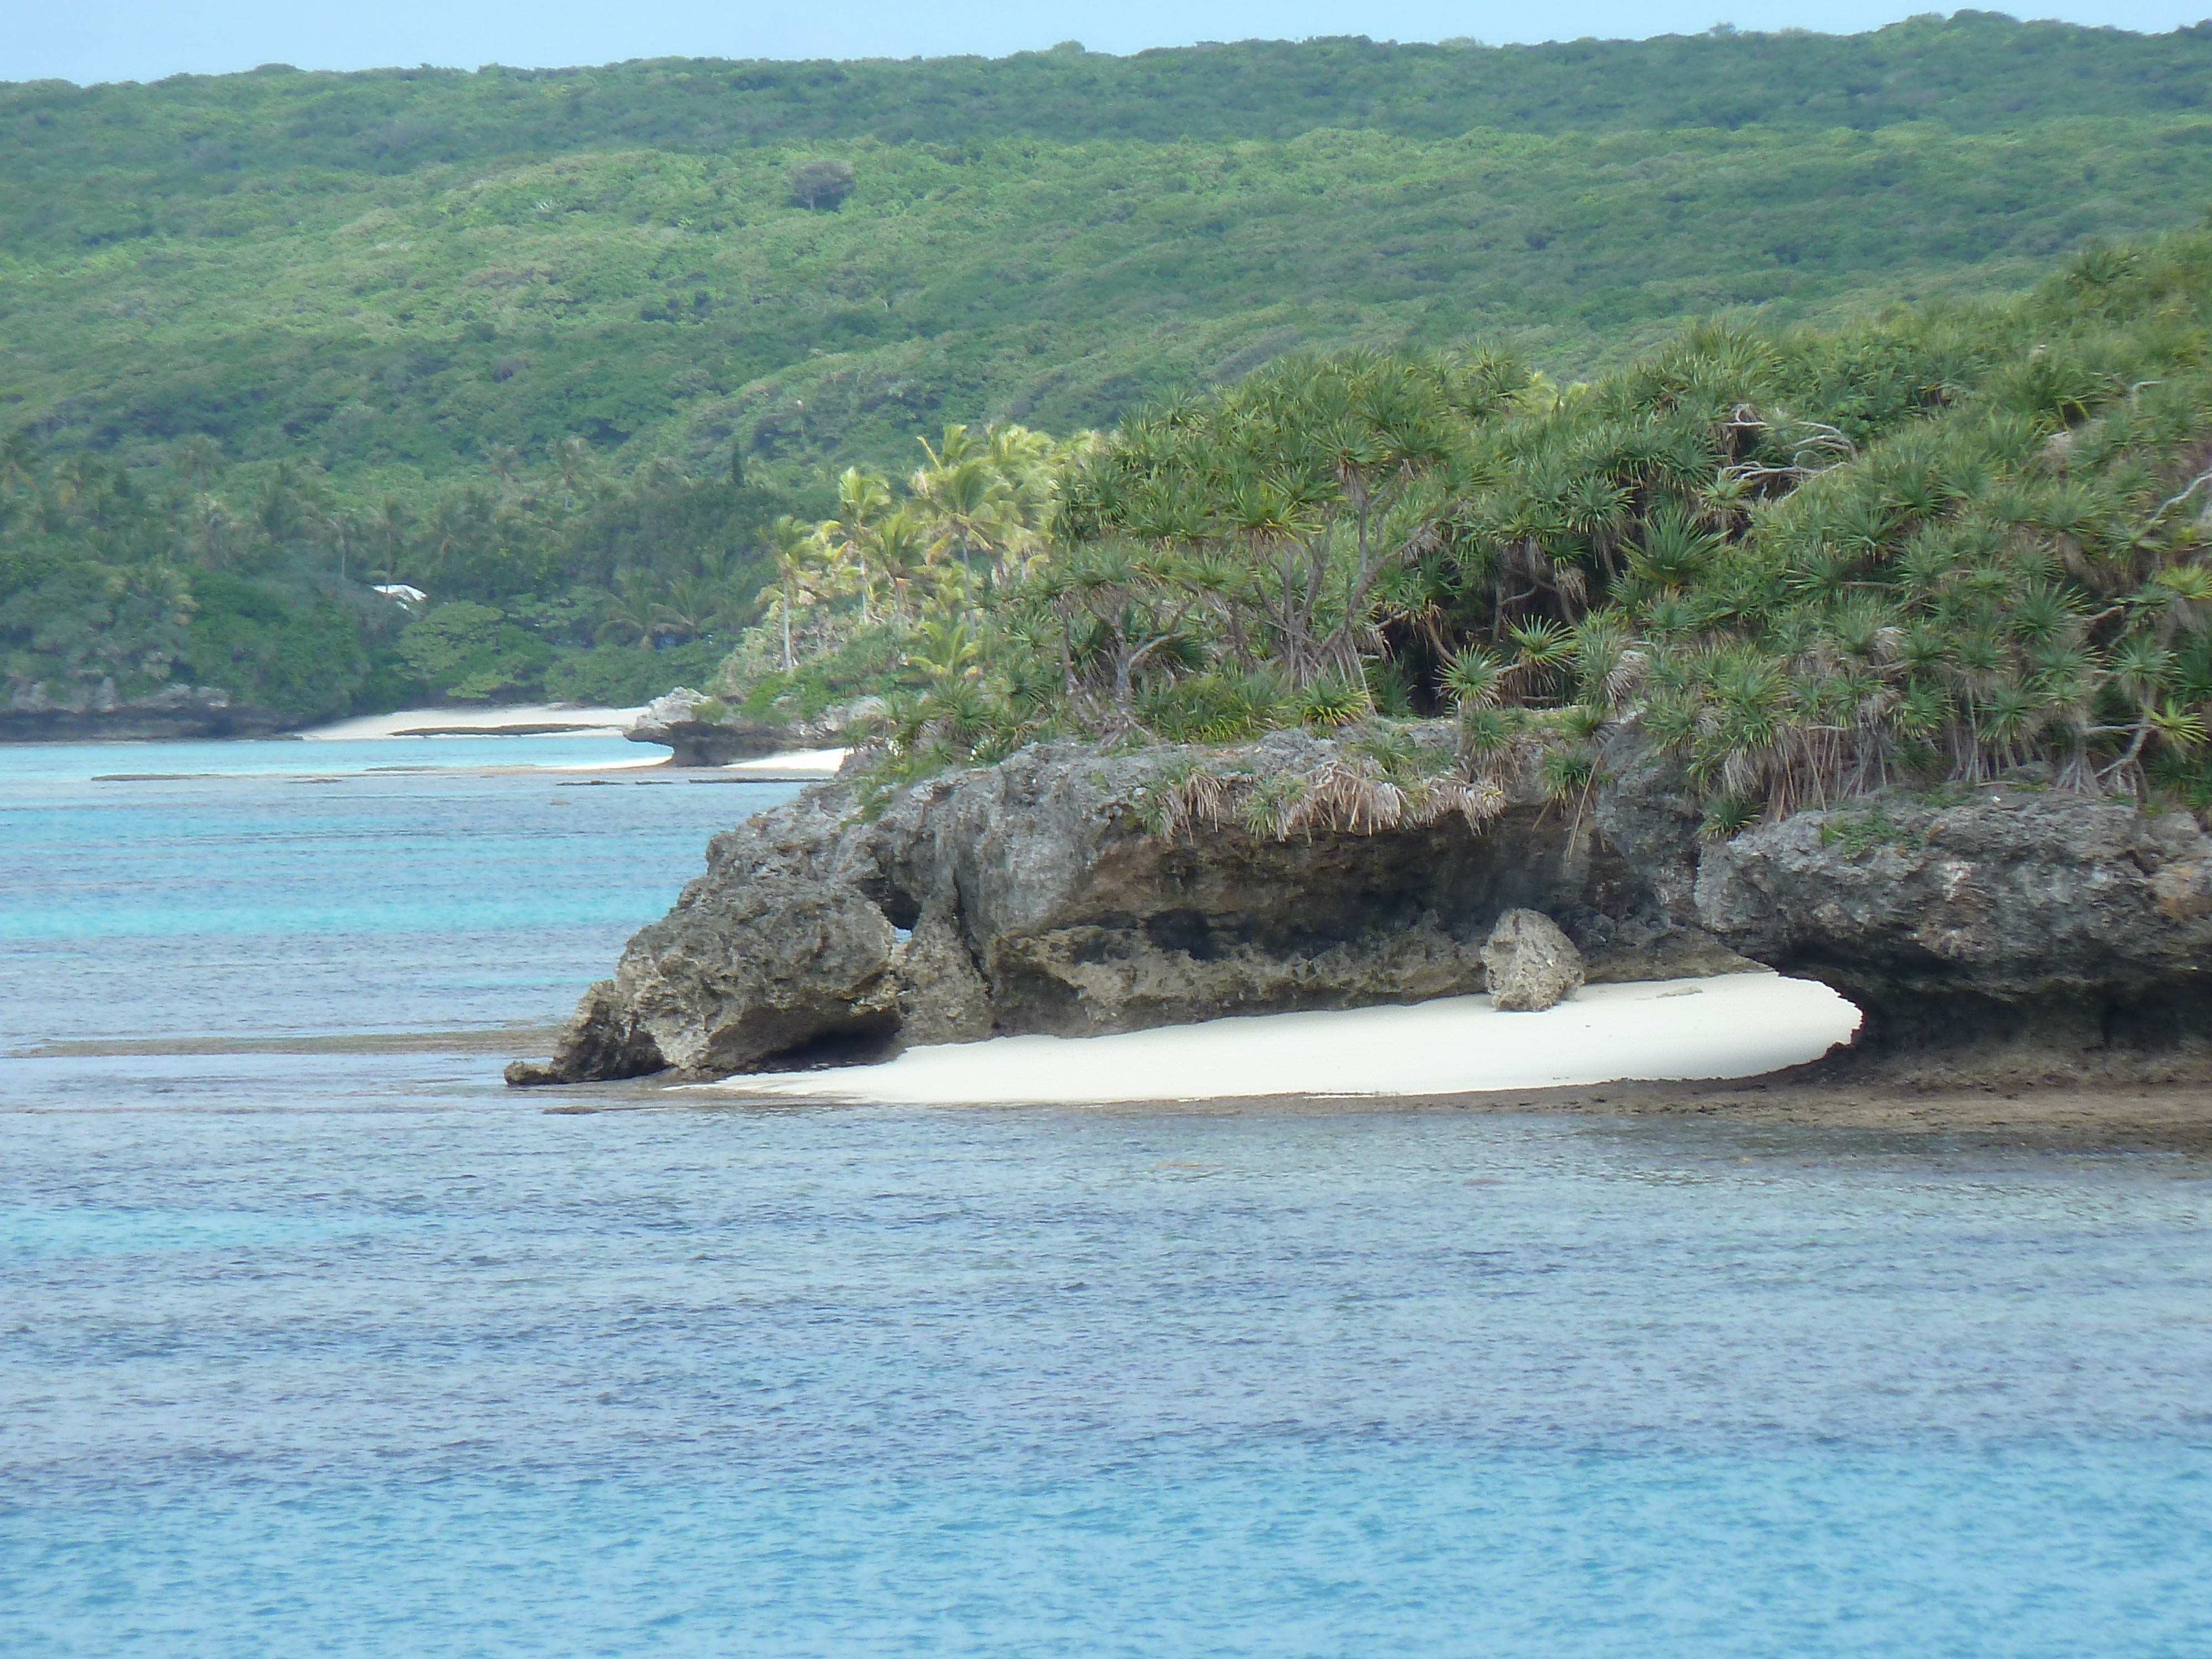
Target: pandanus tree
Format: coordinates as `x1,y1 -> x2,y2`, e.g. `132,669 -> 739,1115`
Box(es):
1035,539 -> 1205,731
1057,348 -> 1524,696
768,233 -> 2212,822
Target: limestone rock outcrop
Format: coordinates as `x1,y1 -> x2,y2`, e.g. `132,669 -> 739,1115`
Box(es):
1480,910 -> 1585,1011
509,723 -> 2212,1086
1695,787 -> 2212,1058
624,688 -> 797,767
510,727 -> 1734,1083
625,688 -> 880,766
887,902 -> 995,1046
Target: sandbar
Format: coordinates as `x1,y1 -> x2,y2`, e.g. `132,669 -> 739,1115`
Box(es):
702,973 -> 1861,1108
300,704 -> 645,740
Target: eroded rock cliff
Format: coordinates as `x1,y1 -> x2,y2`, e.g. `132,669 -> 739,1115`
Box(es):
1696,788 -> 2212,1065
508,727 -> 1736,1084
509,728 -> 2212,1087
2,681 -> 294,742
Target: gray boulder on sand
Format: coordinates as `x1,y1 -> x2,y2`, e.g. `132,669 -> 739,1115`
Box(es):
1480,909 -> 1585,1011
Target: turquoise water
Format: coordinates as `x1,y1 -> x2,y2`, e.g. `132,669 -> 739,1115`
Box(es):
4,742 -> 2210,1656
0,732 -> 658,784
0,739 -> 785,1044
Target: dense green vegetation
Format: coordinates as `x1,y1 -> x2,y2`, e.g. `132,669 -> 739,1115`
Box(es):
784,227 -> 2212,828
11,15 -> 2212,491
0,436 -> 778,713
8,15 -> 2212,723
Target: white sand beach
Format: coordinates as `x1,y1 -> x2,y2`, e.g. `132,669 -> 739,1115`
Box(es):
298,708 -> 851,778
301,704 -> 647,740
702,972 -> 1860,1108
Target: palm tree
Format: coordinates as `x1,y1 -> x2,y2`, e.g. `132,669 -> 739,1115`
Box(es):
595,571 -> 664,647
0,428 -> 35,497
916,423 -> 984,471
766,515 -> 816,672
825,467 -> 894,625
656,572 -> 737,644
551,437 -> 594,509
873,505 -> 934,620
367,497 -> 411,581
192,493 -> 229,569
913,455 -> 1009,595
487,444 -> 525,494
173,435 -> 221,498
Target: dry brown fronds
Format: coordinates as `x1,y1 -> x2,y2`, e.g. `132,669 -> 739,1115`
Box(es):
1142,748 -> 1509,844
1405,775 -> 1510,829
1281,763 -> 1406,838
1156,765 -> 1238,838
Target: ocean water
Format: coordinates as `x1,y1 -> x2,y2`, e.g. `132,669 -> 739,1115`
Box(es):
4,740 -> 2210,1657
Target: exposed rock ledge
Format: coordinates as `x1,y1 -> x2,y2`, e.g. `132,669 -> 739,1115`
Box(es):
514,726 -> 1725,1085
625,688 -> 875,766
512,724 -> 2212,1088
1699,787 -> 2212,1073
2,681 -> 295,742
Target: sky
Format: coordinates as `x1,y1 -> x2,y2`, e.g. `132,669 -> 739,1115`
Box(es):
6,1 -> 2208,87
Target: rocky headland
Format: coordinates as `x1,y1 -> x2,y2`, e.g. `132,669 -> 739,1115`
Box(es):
508,723 -> 2212,1091
624,687 -> 873,766
2,681 -> 295,742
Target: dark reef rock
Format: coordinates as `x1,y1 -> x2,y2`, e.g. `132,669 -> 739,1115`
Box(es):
1695,789 -> 2212,1068
2,681 -> 295,743
512,728 -> 1737,1083
509,725 -> 2212,1087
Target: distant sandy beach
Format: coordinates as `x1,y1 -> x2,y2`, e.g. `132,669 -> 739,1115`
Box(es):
300,704 -> 647,740
295,706 -> 852,778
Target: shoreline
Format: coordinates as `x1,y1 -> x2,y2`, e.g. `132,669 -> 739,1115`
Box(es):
612,1068 -> 2212,1153
13,1023 -> 2207,1151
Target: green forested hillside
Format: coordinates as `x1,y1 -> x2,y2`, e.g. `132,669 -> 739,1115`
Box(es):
16,117 -> 2212,482
6,14 -> 2212,723
9,14 -> 2209,188
9,15 -> 2212,488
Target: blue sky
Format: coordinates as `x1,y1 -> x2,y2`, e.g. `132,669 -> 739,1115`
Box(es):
7,2 -> 2207,87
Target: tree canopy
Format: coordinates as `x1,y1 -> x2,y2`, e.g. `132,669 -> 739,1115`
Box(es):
749,227 -> 2212,831
12,18 -> 2212,727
